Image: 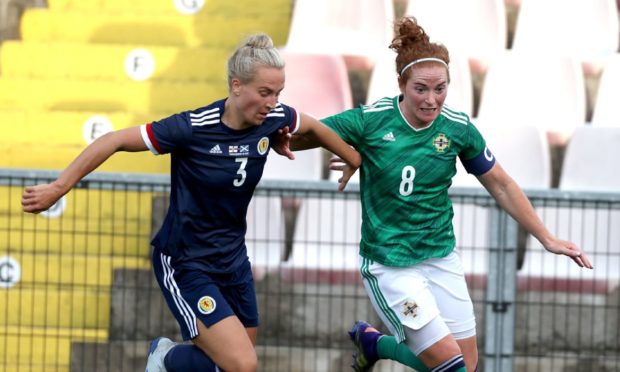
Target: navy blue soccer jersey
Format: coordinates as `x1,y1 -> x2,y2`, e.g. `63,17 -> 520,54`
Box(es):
141,98 -> 300,273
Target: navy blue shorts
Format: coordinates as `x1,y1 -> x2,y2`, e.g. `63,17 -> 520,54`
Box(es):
151,245 -> 259,341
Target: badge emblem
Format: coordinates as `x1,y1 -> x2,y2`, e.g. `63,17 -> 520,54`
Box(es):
197,296 -> 216,315
433,133 -> 450,152
257,137 -> 269,155
402,301 -> 418,318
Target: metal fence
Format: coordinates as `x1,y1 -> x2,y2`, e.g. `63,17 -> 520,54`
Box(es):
1,169 -> 619,372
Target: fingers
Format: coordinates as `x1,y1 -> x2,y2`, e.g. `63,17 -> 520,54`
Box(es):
22,196 -> 43,213
562,244 -> 594,269
572,251 -> 593,269
21,185 -> 51,214
329,157 -> 346,171
338,174 -> 350,192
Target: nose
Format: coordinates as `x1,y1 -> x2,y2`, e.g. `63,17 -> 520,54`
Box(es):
425,93 -> 437,105
266,98 -> 277,111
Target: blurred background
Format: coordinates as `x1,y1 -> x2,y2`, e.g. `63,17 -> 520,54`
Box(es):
0,0 -> 619,371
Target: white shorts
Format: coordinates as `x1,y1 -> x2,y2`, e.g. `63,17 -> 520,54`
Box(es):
359,251 -> 476,353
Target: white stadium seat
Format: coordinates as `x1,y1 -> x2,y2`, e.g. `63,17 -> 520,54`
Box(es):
284,0 -> 394,70
476,51 -> 586,146
404,0 -> 507,73
591,53 -> 620,127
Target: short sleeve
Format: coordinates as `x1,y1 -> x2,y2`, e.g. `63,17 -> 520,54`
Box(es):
321,107 -> 365,147
140,113 -> 193,155
458,122 -> 496,176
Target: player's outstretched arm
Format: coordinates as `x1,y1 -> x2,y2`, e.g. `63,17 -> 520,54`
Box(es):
296,113 -> 361,191
22,126 -> 148,214
478,162 -> 594,269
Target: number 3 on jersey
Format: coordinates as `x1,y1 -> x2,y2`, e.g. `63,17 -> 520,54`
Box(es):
399,165 -> 415,196
234,157 -> 248,187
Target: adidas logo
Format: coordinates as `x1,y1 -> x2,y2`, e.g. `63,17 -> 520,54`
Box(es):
209,144 -> 222,154
382,132 -> 395,141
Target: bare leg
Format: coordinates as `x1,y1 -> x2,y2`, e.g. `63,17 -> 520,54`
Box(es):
456,336 -> 478,371
193,316 -> 257,372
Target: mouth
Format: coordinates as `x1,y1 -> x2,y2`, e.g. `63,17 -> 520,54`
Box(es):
255,112 -> 268,123
420,107 -> 436,113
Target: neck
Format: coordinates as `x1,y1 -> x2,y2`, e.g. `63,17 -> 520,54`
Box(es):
222,98 -> 247,130
398,101 -> 429,130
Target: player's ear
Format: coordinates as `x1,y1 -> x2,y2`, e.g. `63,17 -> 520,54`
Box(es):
231,78 -> 242,96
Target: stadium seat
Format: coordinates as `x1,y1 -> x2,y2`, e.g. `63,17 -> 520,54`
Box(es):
521,126 -> 620,293
0,110 -> 170,172
260,51 -> 356,272
284,0 -> 394,70
0,326 -> 106,371
521,204 -> 619,294
475,121 -> 552,189
46,0 -> 292,18
0,77 -> 226,114
0,186 -> 153,255
364,49 -> 399,105
0,41 -> 230,82
558,126 -> 620,192
0,110 -> 153,145
0,143 -> 170,173
0,252 -> 149,287
512,0 -> 619,75
20,8 -> 291,48
451,123 -> 551,285
280,51 -> 353,120
451,122 -> 554,189
281,196 -> 363,285
1,286 -> 110,329
365,49 -> 474,116
404,0 -> 507,74
476,50 -> 586,146
591,53 -> 620,127
263,51 -> 353,181
245,195 -> 285,280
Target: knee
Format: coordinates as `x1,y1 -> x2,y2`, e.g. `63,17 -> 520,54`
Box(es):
224,351 -> 257,372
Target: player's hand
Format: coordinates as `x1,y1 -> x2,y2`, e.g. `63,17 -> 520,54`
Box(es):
22,183 -> 64,214
329,155 -> 358,192
543,238 -> 594,269
271,126 -> 295,160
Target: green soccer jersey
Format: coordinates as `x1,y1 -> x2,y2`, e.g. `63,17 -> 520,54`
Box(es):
322,96 -> 489,267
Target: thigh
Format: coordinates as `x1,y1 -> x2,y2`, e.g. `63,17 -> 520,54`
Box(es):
359,256 -> 441,343
456,335 -> 478,371
424,252 -> 477,338
194,316 -> 257,371
152,248 -> 256,341
220,259 -> 259,328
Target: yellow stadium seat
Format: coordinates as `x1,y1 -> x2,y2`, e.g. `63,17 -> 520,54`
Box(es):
0,287 -> 110,328
0,186 -> 158,255
0,144 -> 171,173
0,110 -> 154,144
47,0 -> 292,18
0,77 -> 226,113
0,326 -> 106,372
20,9 -> 290,47
0,110 -> 171,173
0,252 -> 149,286
0,41 -> 230,82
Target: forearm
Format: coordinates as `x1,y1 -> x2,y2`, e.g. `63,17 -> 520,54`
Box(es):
290,131 -> 322,151
55,128 -> 144,194
53,135 -> 120,193
304,121 -> 360,168
490,181 -> 553,245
